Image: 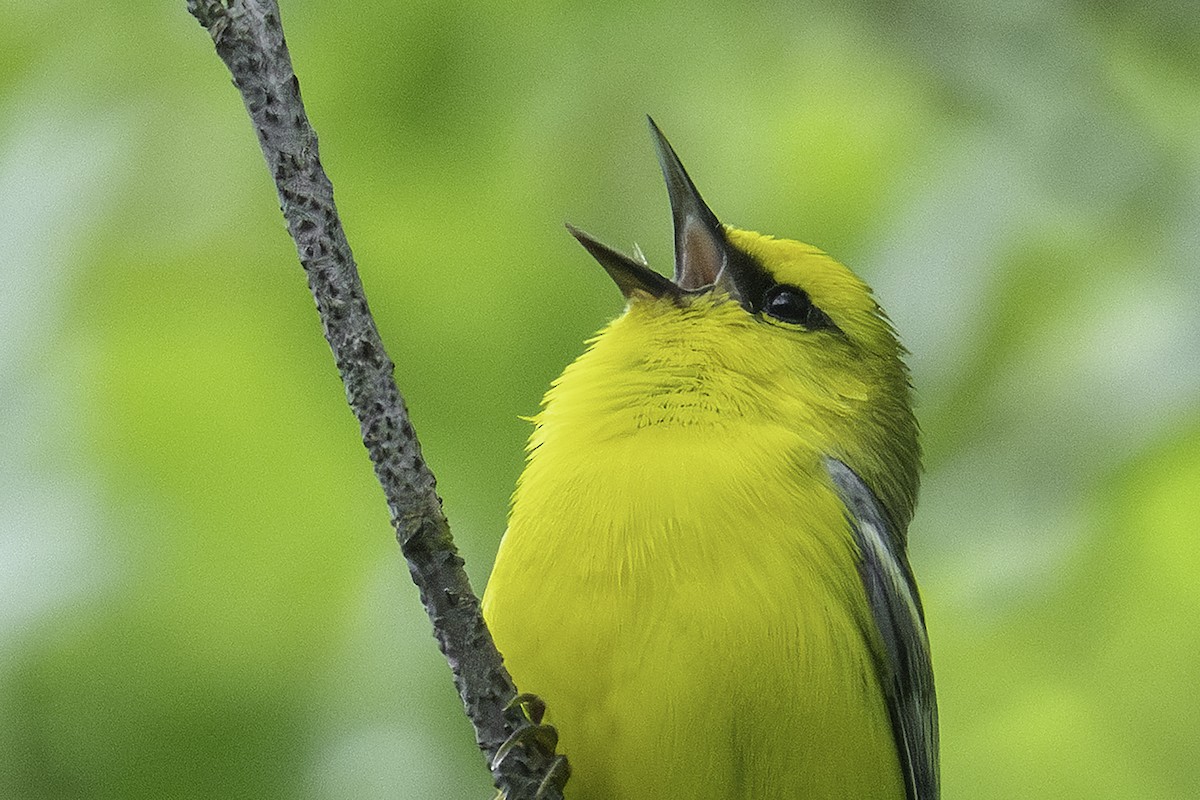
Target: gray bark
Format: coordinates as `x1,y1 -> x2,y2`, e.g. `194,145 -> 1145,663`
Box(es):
185,2 -> 566,797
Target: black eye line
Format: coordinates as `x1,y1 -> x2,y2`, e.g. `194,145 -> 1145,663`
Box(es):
724,248 -> 845,336
761,283 -> 840,333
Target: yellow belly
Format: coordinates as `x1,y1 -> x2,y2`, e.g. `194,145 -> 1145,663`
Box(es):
483,430 -> 904,800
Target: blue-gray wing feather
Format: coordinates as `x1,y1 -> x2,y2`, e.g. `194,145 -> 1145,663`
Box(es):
825,457 -> 940,800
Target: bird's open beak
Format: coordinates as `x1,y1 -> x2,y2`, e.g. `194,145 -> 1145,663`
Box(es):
565,223 -> 680,300
567,118 -> 734,301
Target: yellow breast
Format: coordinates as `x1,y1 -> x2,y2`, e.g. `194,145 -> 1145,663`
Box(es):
483,297 -> 904,799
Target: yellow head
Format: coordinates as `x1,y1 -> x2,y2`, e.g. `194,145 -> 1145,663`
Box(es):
557,120 -> 920,538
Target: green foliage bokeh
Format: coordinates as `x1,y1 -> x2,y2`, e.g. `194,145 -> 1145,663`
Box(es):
1,1 -> 1198,798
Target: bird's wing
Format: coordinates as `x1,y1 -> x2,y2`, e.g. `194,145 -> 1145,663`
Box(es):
825,457 -> 940,800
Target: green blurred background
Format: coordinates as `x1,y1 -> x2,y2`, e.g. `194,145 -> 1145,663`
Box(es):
2,0 -> 1198,797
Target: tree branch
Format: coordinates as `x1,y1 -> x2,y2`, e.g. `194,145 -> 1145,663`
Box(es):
184,1 -> 565,797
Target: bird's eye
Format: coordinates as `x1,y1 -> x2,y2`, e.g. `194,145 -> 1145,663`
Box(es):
761,284 -> 835,330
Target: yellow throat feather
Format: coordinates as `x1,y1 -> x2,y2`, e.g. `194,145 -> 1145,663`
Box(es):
483,120 -> 936,800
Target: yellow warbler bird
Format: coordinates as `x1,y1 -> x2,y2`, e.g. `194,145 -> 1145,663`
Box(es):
483,119 -> 938,800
